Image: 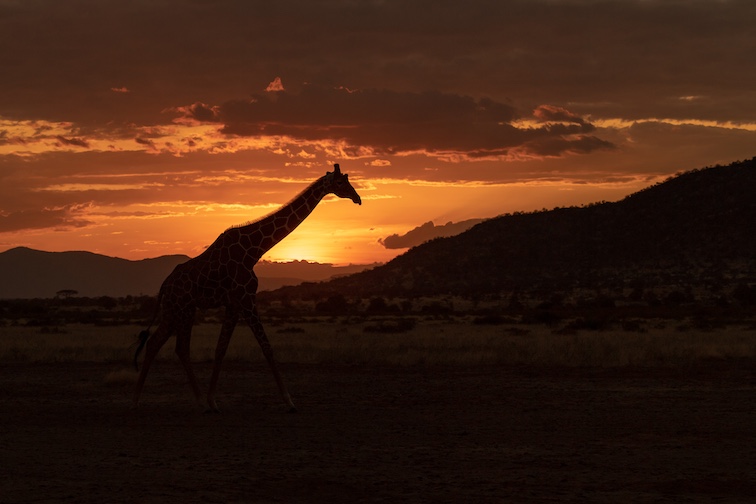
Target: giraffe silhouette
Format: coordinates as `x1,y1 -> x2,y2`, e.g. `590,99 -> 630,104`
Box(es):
133,164 -> 361,412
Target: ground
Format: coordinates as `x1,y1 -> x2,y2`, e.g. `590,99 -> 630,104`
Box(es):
1,361 -> 754,503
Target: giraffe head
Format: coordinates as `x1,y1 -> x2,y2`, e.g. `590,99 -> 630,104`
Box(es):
325,164 -> 362,205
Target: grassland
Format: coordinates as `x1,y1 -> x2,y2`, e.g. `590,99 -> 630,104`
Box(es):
3,314 -> 755,503
1,317 -> 754,369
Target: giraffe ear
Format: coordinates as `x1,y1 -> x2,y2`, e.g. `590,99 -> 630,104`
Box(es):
333,163 -> 341,174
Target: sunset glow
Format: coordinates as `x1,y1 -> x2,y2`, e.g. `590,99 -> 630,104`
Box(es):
1,1 -> 754,265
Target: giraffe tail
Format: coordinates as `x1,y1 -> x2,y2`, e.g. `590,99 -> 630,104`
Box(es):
133,329 -> 150,371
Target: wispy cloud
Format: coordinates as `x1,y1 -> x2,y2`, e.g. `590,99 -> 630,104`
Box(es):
55,135 -> 90,149
593,117 -> 756,133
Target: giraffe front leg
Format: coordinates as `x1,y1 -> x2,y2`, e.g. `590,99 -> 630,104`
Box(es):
206,309 -> 238,413
246,309 -> 297,413
175,320 -> 203,411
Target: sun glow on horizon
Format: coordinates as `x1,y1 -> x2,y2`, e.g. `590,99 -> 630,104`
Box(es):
263,240 -> 332,264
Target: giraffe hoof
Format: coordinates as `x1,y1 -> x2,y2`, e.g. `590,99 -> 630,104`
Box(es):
204,407 -> 221,414
287,405 -> 298,414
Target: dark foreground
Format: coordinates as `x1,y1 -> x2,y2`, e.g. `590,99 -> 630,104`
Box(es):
1,361 -> 755,503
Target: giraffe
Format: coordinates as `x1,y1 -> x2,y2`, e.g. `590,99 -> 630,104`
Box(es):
133,164 -> 361,412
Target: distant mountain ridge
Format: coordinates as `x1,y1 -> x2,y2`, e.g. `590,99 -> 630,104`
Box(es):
266,157 -> 756,299
0,248 -> 375,299
0,248 -> 189,299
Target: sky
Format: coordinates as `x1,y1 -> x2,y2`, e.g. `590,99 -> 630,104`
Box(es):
1,0 -> 754,265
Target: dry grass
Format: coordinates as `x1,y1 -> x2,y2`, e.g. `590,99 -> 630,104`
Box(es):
1,319 -> 754,368
0,324 -> 138,363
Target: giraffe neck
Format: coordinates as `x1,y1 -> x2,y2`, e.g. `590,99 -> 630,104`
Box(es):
237,176 -> 329,259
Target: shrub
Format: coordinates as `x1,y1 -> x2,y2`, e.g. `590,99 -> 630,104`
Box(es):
277,326 -> 306,334
363,318 -> 417,334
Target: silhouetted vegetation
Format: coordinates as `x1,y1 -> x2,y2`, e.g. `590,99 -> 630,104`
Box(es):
0,295 -> 156,329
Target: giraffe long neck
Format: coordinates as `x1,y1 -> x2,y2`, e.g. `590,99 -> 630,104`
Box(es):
238,176 -> 329,259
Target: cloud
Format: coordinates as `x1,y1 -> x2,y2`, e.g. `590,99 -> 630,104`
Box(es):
180,86 -> 613,159
134,137 -> 158,152
55,135 -> 90,148
533,105 -> 589,126
0,130 -> 27,146
0,205 -> 93,233
266,77 -> 285,93
379,219 -> 485,249
175,103 -> 219,124
520,135 -> 616,158
1,0 -> 754,129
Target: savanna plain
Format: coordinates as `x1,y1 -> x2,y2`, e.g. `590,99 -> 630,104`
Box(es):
2,314 -> 755,503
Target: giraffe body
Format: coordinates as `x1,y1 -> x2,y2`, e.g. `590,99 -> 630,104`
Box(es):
133,165 -> 361,412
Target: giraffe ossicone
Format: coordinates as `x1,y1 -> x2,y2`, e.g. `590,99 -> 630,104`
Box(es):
133,164 -> 361,412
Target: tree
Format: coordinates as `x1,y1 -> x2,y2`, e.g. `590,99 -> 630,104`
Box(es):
315,294 -> 350,314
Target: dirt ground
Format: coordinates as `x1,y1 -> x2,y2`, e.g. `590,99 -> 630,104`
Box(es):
1,360 -> 755,503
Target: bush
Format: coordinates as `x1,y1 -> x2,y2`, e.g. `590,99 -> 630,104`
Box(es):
316,294 -> 351,314
471,314 -> 518,325
363,318 -> 417,334
558,317 -> 613,333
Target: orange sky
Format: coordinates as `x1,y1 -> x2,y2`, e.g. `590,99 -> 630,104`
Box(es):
1,1 -> 755,265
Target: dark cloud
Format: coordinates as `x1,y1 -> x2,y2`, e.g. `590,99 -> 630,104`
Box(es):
182,86 -> 612,158
523,135 -> 617,158
0,206 -> 93,233
214,87 -> 520,155
2,0 -> 753,126
534,105 -> 588,126
379,219 -> 485,249
134,137 -> 157,151
179,103 -> 219,123
55,136 -> 90,148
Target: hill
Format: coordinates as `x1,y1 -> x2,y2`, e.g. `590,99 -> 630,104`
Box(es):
0,248 -> 189,299
265,157 -> 756,300
0,248 -> 376,299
